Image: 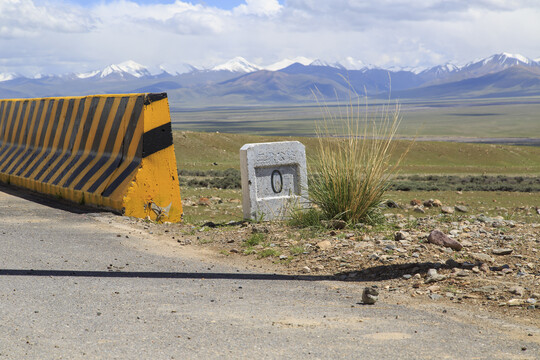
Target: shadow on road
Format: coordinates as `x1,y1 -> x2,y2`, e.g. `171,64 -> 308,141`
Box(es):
0,183 -> 111,215
0,269 -> 332,281
0,259 -> 471,282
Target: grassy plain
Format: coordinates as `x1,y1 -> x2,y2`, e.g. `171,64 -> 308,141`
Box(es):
170,96 -> 540,138
171,96 -> 540,224
173,131 -> 540,175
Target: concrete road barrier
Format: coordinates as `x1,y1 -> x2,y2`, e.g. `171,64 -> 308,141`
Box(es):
0,92 -> 182,222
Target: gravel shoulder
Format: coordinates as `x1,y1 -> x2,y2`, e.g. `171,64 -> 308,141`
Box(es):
112,200 -> 540,329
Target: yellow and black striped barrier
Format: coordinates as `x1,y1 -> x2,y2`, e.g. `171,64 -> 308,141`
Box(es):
0,93 -> 182,222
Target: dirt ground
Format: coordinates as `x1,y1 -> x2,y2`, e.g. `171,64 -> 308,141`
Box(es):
112,195 -> 540,333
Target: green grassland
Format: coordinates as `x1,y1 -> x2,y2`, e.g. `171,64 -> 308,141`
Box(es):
171,97 -> 540,224
170,96 -> 540,138
173,131 -> 540,175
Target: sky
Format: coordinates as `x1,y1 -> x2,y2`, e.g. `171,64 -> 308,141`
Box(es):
1,0 -> 539,76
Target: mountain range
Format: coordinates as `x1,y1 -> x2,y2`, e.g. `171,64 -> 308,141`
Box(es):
1,53 -> 540,105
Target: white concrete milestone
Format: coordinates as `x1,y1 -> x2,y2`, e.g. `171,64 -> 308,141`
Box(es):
240,141 -> 308,220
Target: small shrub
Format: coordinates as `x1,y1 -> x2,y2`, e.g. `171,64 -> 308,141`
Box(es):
309,85 -> 407,225
289,245 -> 305,256
287,208 -> 324,228
243,233 -> 265,247
257,249 -> 281,259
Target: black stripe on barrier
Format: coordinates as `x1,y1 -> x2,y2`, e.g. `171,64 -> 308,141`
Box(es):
23,99 -> 64,178
10,100 -> 45,176
42,98 -> 86,183
51,97 -> 100,186
86,96 -> 144,194
144,92 -> 167,105
0,101 -> 35,173
16,100 -> 54,177
101,137 -> 143,197
0,101 -> 26,165
63,97 -> 115,188
35,99 -> 75,181
0,101 -> 20,157
142,122 -> 173,158
0,102 -> 12,141
73,97 -> 130,191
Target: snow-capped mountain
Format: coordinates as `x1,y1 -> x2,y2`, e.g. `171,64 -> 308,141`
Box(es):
76,60 -> 151,79
460,53 -> 538,75
418,63 -> 460,79
339,57 -> 369,71
211,57 -> 261,73
1,53 -> 539,102
309,59 -> 344,69
264,57 -> 313,71
0,73 -> 18,82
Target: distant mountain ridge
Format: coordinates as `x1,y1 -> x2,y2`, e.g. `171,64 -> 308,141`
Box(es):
1,53 -> 540,104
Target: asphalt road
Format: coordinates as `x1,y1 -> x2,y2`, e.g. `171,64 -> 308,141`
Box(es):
0,186 -> 538,359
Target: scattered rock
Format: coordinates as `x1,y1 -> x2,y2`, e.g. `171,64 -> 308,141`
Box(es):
441,206 -> 454,214
394,231 -> 410,241
316,240 -> 333,251
476,215 -> 492,223
509,286 -> 525,297
301,266 -> 311,273
413,206 -> 425,214
425,268 -> 446,284
362,286 -> 379,305
427,230 -> 462,251
384,200 -> 401,209
410,199 -> 422,206
471,253 -> 494,263
198,197 -> 211,206
507,299 -> 524,307
492,248 -> 513,256
455,205 -> 468,213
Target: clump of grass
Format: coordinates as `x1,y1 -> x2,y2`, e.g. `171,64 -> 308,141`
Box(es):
288,208 -> 324,228
308,86 -> 408,225
243,233 -> 265,247
289,245 -> 305,256
257,248 -> 281,259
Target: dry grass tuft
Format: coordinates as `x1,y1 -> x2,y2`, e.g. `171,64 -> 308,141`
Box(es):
308,86 -> 408,224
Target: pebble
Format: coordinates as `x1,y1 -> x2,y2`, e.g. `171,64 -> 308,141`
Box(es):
425,269 -> 446,284
394,231 -> 410,241
316,240 -> 332,251
507,299 -> 524,306
455,205 -> 468,213
427,230 -> 463,251
492,248 -> 513,256
413,206 -> 426,214
509,286 -> 525,297
441,206 -> 454,214
362,286 -> 379,305
471,253 -> 494,263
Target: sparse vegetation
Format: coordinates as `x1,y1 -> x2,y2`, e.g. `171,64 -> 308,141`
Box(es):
179,168 -> 241,189
391,174 -> 540,192
257,248 -> 281,259
306,88 -> 407,225
243,233 -> 265,247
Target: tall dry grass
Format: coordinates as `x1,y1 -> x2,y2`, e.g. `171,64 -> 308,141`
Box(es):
308,87 -> 407,225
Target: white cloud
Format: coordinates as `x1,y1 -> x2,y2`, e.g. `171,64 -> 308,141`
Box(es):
0,0 -> 95,38
234,0 -> 282,16
1,0 -> 540,75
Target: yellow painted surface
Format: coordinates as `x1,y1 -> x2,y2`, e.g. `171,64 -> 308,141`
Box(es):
0,93 -> 183,222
